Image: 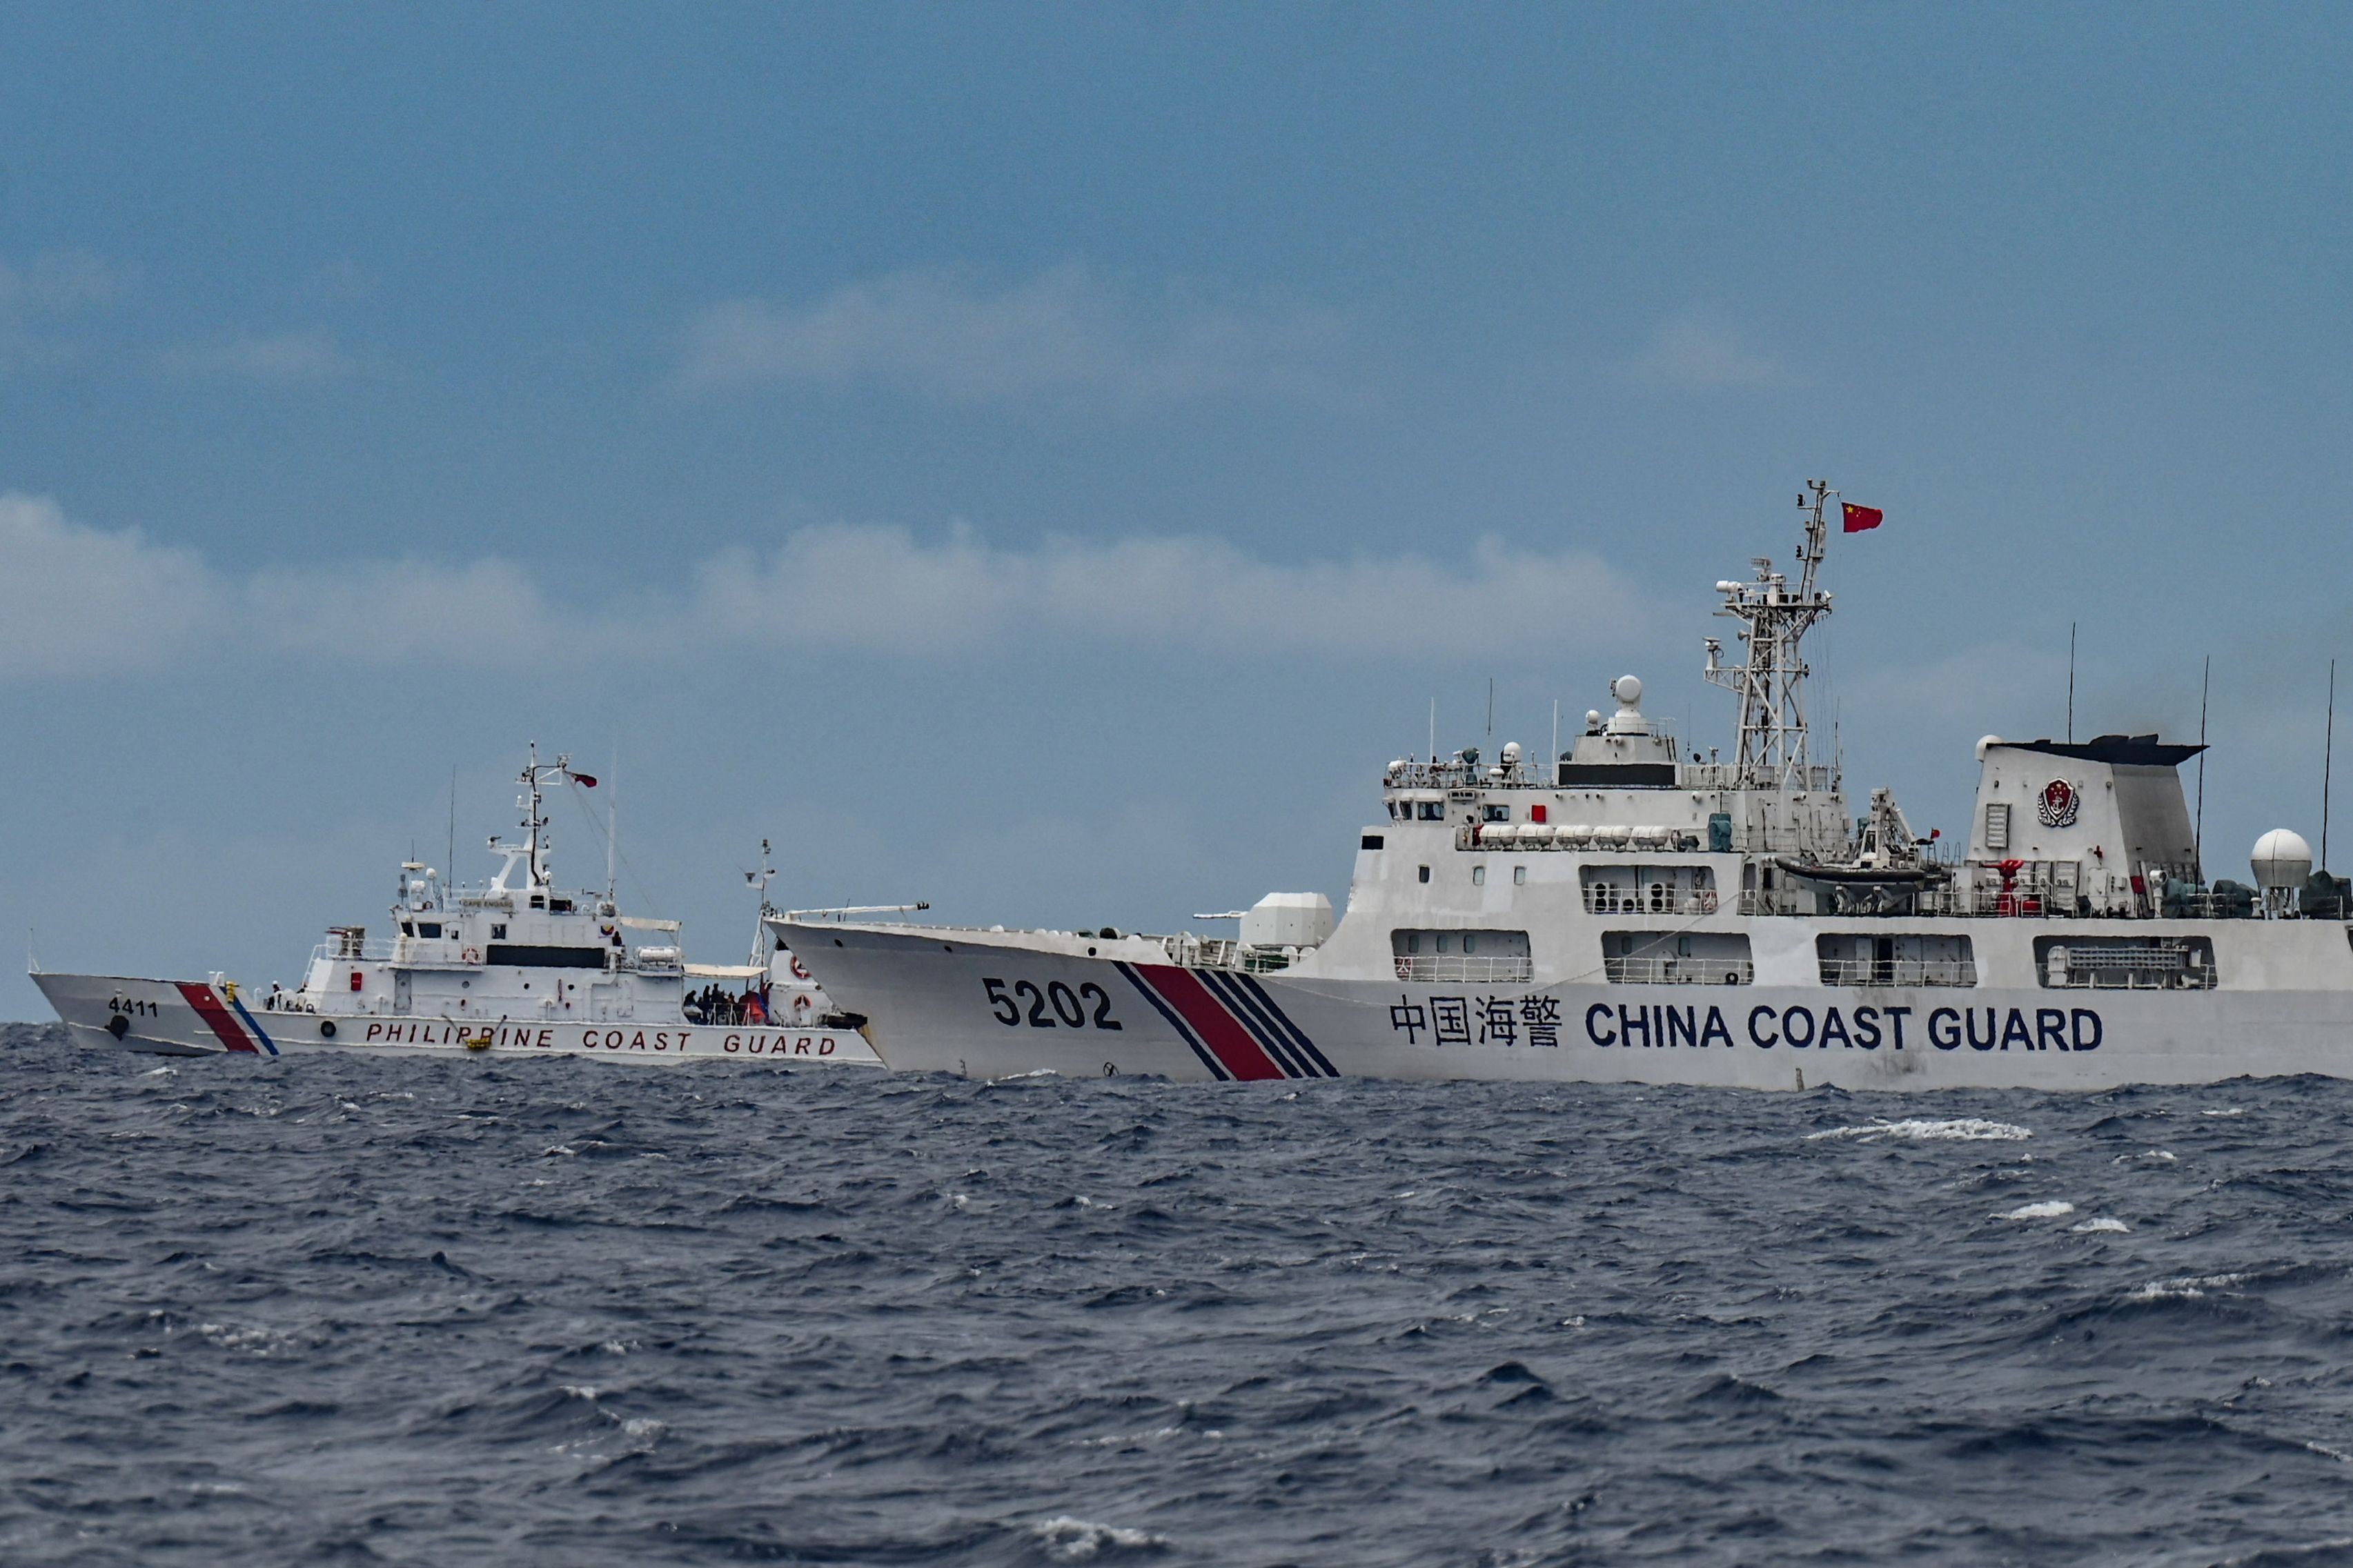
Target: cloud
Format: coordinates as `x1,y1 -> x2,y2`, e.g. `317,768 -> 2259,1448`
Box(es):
1626,311 -> 1800,390
157,329 -> 353,382
680,524 -> 1649,656
0,250 -> 140,377
0,495 -> 219,677
0,493 -> 1649,680
0,250 -> 136,319
676,264 -> 1345,406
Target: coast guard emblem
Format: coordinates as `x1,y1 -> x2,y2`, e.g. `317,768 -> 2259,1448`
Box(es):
2036,778 -> 2081,828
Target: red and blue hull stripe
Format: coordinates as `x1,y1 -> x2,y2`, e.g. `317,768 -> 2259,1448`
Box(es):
1114,962 -> 1333,1081
175,982 -> 279,1056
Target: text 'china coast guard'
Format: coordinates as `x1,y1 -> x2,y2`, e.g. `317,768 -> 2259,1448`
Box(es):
779,480 -> 2353,1091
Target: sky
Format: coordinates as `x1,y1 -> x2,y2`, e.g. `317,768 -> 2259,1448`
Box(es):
4,3 -> 2352,1015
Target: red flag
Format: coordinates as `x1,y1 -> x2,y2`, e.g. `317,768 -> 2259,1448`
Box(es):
571,773 -> 598,788
1841,502 -> 1883,534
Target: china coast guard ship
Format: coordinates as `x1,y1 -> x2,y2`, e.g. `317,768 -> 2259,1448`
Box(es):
780,483 -> 2353,1091
33,748 -> 880,1066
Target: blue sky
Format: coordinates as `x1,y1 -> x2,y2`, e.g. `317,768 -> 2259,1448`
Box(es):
4,4 -> 2350,1013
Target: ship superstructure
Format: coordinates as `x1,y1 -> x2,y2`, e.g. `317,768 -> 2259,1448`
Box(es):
33,746 -> 879,1066
780,484 -> 2353,1090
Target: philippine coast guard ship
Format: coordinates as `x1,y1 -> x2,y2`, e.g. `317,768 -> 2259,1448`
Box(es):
780,482 -> 2353,1091
33,747 -> 880,1066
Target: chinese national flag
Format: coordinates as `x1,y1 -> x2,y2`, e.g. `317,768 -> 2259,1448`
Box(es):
1841,502 -> 1884,534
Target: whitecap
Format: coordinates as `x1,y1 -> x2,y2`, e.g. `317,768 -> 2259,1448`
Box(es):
1032,1516 -> 1168,1560
2204,1106 -> 2248,1117
1996,1200 -> 2076,1220
2071,1217 -> 2131,1233
2127,1271 -> 2247,1302
1809,1118 -> 2031,1143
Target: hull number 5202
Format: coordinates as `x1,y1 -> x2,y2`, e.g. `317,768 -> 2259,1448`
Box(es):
983,977 -> 1123,1031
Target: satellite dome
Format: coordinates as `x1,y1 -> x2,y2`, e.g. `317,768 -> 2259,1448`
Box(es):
1975,735 -> 2003,760
1613,674 -> 1643,706
2252,828 -> 2314,892
1500,741 -> 1522,765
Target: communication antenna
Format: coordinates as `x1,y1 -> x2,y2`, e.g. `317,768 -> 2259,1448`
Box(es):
745,837 -> 779,968
2325,659 -> 2338,873
446,766 -> 457,892
1551,697 -> 1560,768
606,736 -> 620,905
2067,622 -> 2077,744
2194,655 -> 2210,878
1428,697 -> 1436,761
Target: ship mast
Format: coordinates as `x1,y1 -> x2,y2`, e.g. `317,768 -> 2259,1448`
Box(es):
1704,479 -> 1839,791
512,742 -> 589,891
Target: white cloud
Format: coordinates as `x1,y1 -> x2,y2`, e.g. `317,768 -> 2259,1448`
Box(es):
682,524 -> 1649,657
157,329 -> 353,382
1627,311 -> 1800,390
0,495 -> 219,677
0,493 -> 1649,680
677,264 -> 1345,406
0,251 -> 136,319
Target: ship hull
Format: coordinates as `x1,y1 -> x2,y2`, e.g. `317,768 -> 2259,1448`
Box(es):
30,972 -> 882,1067
788,924 -> 2353,1090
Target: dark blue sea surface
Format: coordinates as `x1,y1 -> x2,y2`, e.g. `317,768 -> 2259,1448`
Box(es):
7,1023 -> 2353,1565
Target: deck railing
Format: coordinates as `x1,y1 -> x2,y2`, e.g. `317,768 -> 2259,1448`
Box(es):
1392,955 -> 1535,983
1603,956 -> 1753,985
1817,958 -> 1978,987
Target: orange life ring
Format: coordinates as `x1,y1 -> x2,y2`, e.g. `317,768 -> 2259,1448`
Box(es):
462,946 -> 483,964
1697,889 -> 1717,913
788,954 -> 811,981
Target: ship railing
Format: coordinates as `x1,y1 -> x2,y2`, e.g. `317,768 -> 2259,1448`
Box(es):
1386,760 -> 1548,791
1603,956 -> 1753,986
1817,958 -> 1978,987
311,937 -> 399,964
1392,955 -> 1536,983
1455,826 -> 1706,853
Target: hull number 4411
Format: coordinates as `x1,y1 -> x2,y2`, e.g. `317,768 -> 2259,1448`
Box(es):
983,977 -> 1123,1031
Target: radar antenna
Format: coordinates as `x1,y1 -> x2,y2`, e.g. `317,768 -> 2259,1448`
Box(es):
1702,480 -> 1840,791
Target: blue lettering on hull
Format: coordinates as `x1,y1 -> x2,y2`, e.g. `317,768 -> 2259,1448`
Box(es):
1582,999 -> 2103,1058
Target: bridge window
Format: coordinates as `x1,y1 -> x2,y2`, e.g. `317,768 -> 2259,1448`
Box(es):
1417,802 -> 1445,821
1481,803 -> 1510,823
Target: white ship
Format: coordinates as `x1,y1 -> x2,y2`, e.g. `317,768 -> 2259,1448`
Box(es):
779,482 -> 2352,1091
33,747 -> 880,1067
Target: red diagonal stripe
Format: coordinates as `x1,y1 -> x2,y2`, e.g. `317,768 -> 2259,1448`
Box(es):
1134,964 -> 1286,1080
175,982 -> 259,1054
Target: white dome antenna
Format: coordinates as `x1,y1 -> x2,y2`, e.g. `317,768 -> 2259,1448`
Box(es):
2254,828 -> 2313,915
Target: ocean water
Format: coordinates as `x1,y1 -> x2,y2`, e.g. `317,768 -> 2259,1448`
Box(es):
6,1024 -> 2353,1566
